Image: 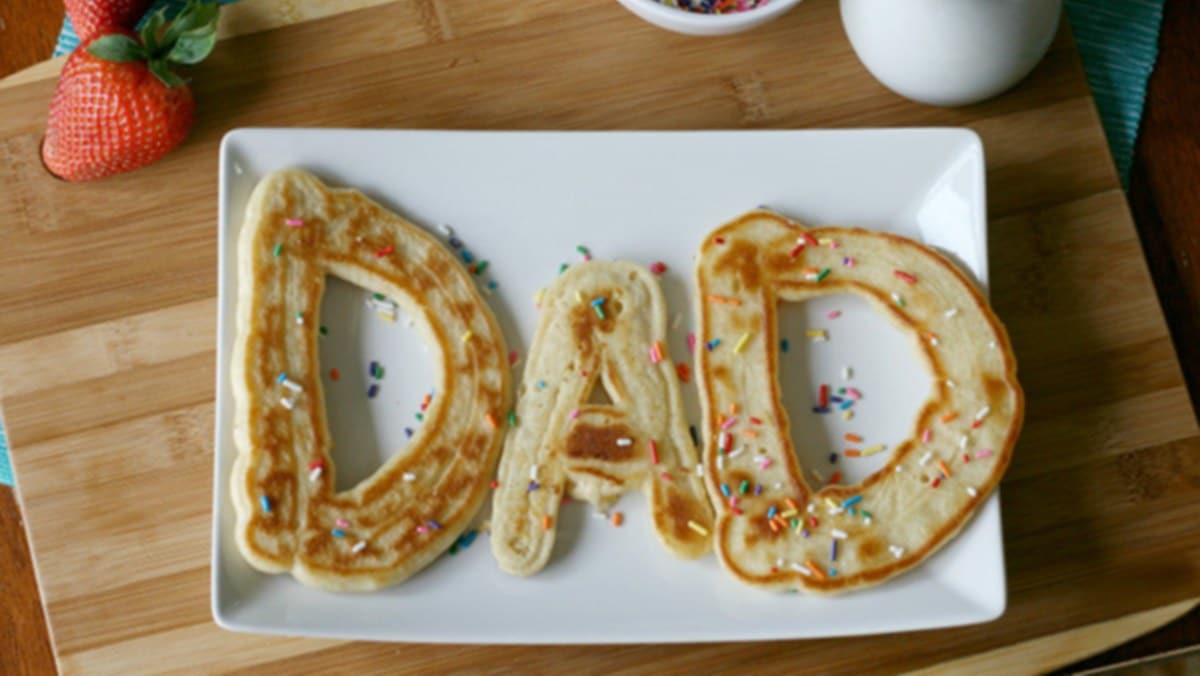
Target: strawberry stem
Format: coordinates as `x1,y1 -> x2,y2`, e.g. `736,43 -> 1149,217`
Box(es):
86,0 -> 221,87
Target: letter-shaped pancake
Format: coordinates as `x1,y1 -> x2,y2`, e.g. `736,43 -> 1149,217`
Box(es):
491,262 -> 713,575
695,211 -> 1022,593
230,169 -> 510,591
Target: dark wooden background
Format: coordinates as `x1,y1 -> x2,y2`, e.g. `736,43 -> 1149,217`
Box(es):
0,1 -> 1196,673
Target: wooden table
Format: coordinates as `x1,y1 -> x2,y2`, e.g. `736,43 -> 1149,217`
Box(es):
2,0 -> 1198,672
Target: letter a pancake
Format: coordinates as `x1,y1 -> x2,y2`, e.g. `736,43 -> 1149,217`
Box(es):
491,261 -> 713,576
230,169 -> 510,591
695,211 -> 1023,594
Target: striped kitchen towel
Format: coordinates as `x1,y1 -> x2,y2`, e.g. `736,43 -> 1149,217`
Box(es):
0,422 -> 9,487
1065,0 -> 1165,186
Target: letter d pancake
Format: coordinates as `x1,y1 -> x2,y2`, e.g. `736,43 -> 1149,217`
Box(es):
695,211 -> 1022,594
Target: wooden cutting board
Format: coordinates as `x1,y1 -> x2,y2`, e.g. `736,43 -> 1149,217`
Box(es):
1,0 -> 1197,671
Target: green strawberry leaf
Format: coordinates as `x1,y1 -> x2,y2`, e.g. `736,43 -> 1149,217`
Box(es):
162,0 -> 221,44
140,9 -> 168,54
90,0 -> 221,86
86,35 -> 148,63
167,26 -> 218,65
148,59 -> 186,88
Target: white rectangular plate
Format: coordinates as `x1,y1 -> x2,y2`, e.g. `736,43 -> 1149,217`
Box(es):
213,128 -> 1003,643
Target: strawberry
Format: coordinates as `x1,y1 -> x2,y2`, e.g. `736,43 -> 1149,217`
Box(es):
65,0 -> 155,44
42,1 -> 221,182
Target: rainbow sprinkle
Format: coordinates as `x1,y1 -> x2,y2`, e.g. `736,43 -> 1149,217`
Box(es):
734,332 -> 751,353
659,0 -> 770,14
259,496 -> 271,513
649,341 -> 664,364
676,363 -> 691,383
277,373 -> 302,392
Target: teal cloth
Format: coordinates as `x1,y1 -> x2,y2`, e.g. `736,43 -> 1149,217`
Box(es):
1065,0 -> 1164,186
0,423 -> 9,487
0,0 -> 1166,488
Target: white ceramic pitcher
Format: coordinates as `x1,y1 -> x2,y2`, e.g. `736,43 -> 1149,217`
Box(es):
840,0 -> 1063,106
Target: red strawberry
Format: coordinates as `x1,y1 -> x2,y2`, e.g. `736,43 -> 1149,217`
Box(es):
65,0 -> 155,44
42,1 -> 221,182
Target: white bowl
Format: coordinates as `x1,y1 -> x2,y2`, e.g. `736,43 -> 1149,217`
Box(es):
840,0 -> 1062,106
615,0 -> 805,36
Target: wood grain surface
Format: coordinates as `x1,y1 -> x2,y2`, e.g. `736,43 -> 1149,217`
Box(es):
0,0 -> 62,79
1,0 -> 1199,672
1060,2 -> 1200,670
